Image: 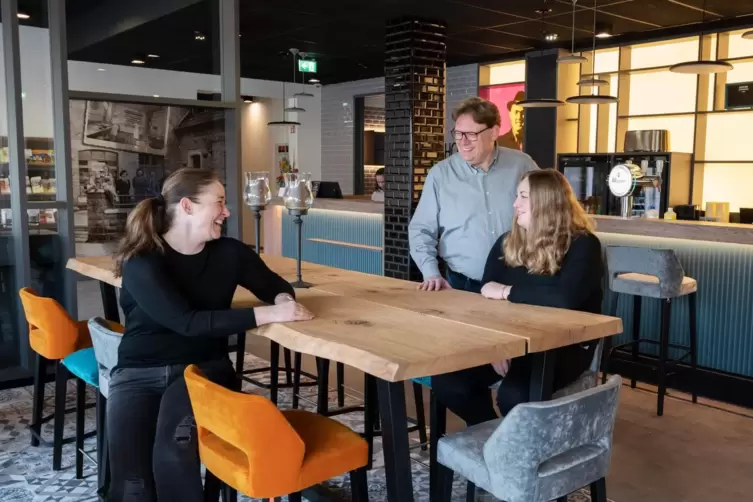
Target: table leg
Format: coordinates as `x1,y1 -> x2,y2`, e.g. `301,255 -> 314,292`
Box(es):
529,350 -> 556,402
316,357 -> 330,415
99,282 -> 120,324
376,379 -> 414,502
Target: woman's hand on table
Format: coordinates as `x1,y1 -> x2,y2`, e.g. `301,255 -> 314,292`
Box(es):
481,281 -> 511,300
255,297 -> 314,326
491,359 -> 510,377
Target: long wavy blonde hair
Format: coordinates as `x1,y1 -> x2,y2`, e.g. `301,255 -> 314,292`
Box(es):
503,169 -> 594,276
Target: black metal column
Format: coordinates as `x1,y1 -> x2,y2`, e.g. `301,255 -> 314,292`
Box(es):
384,18 -> 447,281
523,48 -> 560,170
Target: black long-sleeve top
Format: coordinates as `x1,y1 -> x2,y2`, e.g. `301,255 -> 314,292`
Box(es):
117,237 -> 295,368
482,232 -> 604,385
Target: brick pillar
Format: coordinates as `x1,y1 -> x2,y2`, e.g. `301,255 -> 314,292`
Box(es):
383,17 -> 447,281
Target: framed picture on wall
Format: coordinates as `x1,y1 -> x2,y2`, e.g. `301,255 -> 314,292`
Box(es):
82,101 -> 171,156
479,83 -> 525,151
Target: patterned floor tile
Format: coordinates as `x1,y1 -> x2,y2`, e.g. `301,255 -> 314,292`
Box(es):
0,354 -> 607,501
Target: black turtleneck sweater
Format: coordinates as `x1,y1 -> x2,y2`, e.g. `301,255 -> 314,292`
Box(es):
117,237 -> 294,368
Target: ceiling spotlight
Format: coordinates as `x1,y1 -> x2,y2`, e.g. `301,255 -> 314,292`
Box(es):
742,30 -> 753,40
147,54 -> 160,59
194,31 -> 206,41
97,68 -> 107,72
545,32 -> 559,42
595,22 -> 613,39
153,95 -> 160,98
535,7 -> 552,14
241,95 -> 254,103
131,59 -> 145,65
308,78 -> 320,84
17,12 -> 30,19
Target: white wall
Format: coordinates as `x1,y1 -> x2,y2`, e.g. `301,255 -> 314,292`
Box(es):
0,25 -> 322,180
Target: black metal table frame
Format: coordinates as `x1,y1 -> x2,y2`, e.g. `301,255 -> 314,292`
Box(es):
98,280 -> 559,502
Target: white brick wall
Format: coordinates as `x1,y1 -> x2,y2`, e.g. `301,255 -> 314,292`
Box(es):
321,64 -> 479,194
321,77 -> 385,195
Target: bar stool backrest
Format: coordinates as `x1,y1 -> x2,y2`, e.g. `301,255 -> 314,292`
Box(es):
606,246 -> 686,298
88,317 -> 124,398
19,287 -> 88,360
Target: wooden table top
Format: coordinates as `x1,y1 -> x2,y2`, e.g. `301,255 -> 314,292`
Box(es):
67,255 -> 622,382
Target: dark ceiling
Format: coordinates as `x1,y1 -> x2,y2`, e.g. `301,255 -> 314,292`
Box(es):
12,0 -> 753,85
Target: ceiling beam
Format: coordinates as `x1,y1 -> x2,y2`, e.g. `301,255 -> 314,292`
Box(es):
67,0 -> 204,54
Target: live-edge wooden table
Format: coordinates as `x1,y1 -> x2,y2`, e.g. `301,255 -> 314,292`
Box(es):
67,255 -> 622,502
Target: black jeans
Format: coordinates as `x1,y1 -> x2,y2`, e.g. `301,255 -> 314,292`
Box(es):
106,357 -> 237,502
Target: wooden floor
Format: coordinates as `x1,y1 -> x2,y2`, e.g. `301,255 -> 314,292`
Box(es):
246,336 -> 753,502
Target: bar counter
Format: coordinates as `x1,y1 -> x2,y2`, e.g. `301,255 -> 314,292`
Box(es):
261,198 -> 753,390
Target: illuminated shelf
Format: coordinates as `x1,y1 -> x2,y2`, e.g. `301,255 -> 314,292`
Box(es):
618,112 -> 696,119
695,160 -> 753,164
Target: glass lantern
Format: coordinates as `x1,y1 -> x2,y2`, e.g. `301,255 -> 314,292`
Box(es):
244,171 -> 272,209
282,172 -> 314,211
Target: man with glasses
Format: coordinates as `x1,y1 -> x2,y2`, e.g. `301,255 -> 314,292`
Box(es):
409,96 -> 539,293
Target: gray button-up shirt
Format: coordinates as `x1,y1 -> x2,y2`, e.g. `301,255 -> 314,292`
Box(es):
408,146 -> 539,282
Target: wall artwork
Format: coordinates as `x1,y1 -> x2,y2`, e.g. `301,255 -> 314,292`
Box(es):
71,99 -> 226,244
82,101 -> 171,156
479,82 -> 525,151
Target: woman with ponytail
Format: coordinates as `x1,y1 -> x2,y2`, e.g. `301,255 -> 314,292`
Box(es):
107,168 -> 313,502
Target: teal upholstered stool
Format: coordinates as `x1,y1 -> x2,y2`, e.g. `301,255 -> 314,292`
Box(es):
412,376 -> 432,388
60,347 -> 99,479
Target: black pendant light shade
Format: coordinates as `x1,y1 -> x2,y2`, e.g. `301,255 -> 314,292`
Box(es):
518,98 -> 565,108
669,60 -> 733,74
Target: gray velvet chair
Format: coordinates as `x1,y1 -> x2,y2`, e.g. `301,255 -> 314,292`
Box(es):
88,317 -> 124,496
434,375 -> 622,502
601,245 -> 698,416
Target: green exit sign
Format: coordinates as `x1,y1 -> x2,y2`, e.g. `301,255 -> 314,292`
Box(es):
298,60 -> 317,73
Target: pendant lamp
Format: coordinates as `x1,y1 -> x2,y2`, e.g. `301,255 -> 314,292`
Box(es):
284,49 -> 306,113
566,0 -> 618,105
743,30 -> 753,40
669,0 -> 733,74
268,49 -> 301,126
519,1 -> 565,108
558,0 -> 588,64
294,51 -> 315,98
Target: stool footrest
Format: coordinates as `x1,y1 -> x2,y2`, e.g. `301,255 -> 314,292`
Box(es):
28,426 -> 97,447
240,368 -> 318,390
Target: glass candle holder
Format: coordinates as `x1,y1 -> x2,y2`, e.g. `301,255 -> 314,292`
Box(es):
282,172 -> 314,211
244,171 -> 271,209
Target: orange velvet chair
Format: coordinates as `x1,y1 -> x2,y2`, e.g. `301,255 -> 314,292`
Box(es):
18,287 -> 122,473
184,364 -> 370,502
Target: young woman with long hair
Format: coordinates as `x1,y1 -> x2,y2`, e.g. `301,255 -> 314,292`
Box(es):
431,169 -> 603,425
107,168 -> 313,502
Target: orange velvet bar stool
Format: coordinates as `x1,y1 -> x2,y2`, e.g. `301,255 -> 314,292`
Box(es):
18,287 -> 116,472
184,365 -> 370,502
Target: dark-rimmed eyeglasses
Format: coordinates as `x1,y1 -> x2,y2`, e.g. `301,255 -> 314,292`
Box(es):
451,127 -> 491,142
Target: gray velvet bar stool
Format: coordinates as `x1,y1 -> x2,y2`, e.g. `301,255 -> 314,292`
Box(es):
602,246 -> 698,416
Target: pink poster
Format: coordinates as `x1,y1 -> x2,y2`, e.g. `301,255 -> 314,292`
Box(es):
479,83 -> 525,151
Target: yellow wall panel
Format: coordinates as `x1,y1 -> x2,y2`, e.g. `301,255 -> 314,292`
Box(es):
630,37 -> 699,69
627,70 -> 697,116
486,61 -> 526,85
702,112 -> 753,161
701,163 -> 753,212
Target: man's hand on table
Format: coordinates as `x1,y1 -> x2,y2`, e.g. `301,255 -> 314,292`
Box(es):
417,275 -> 452,291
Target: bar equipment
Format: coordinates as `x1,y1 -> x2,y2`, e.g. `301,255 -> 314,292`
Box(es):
243,171 -> 272,254
607,161 -> 664,218
283,171 -> 314,288
558,152 -> 696,218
